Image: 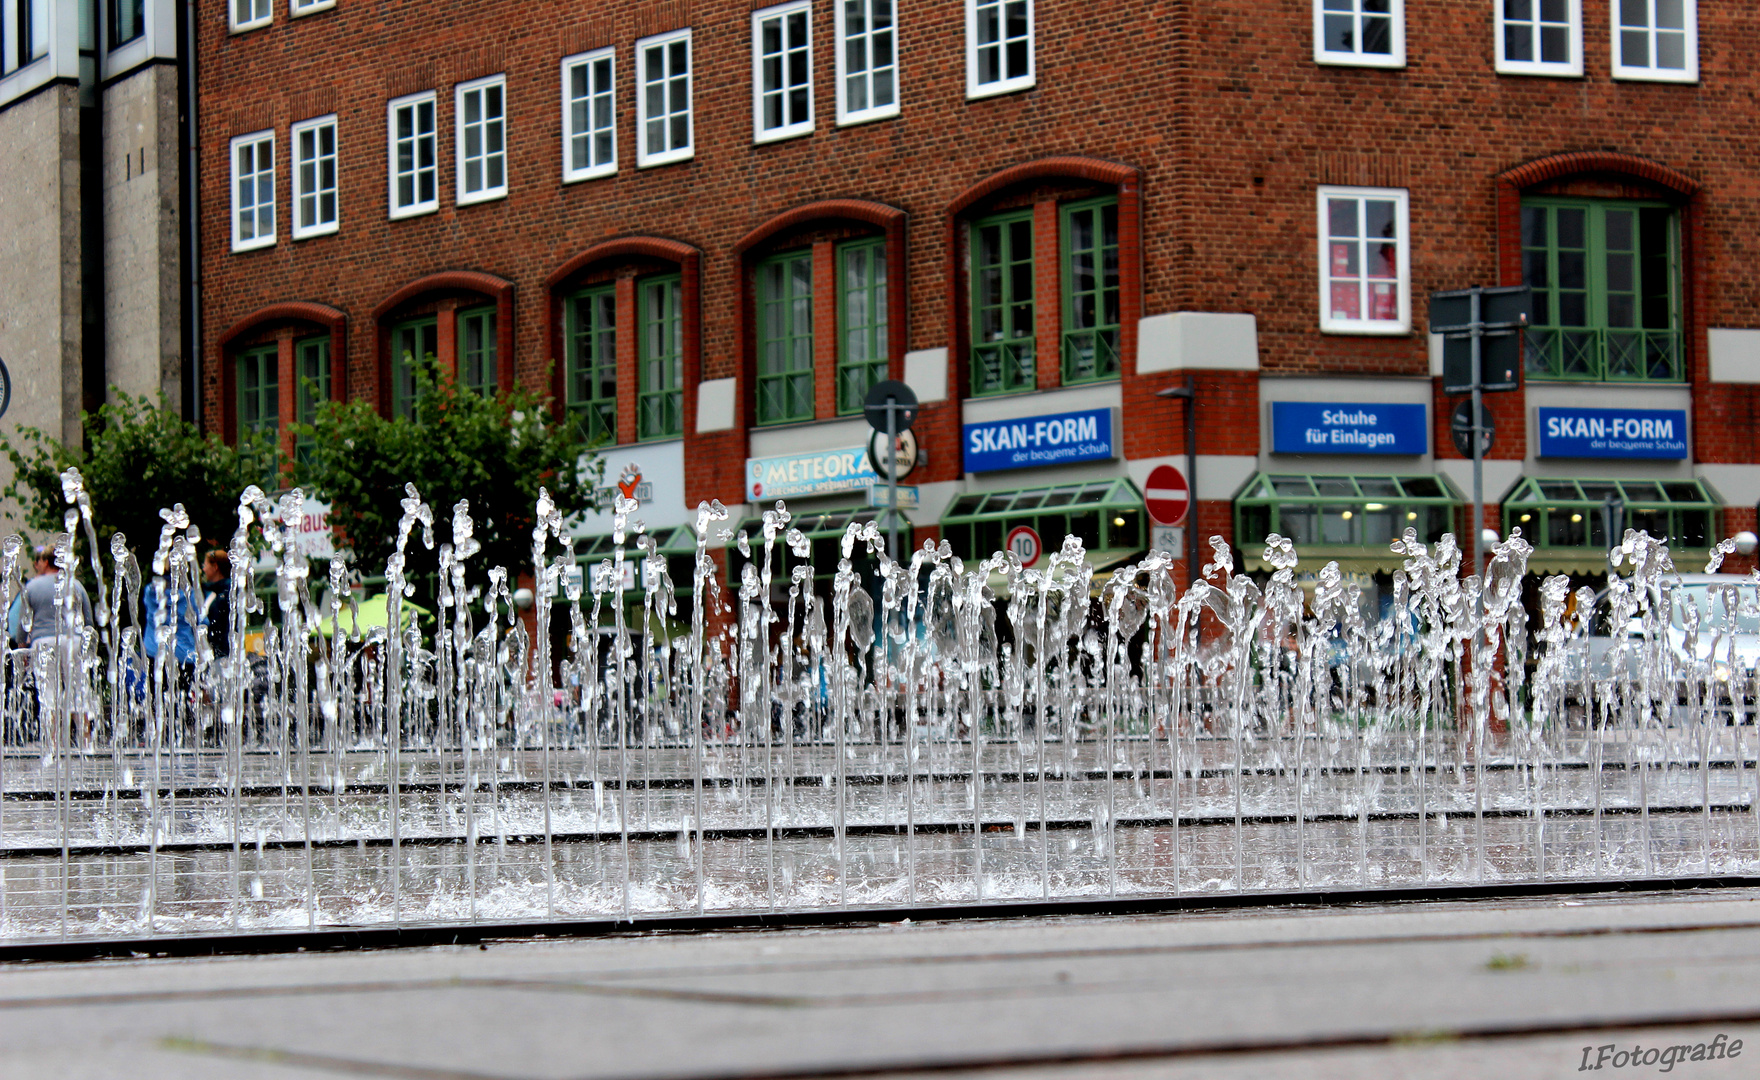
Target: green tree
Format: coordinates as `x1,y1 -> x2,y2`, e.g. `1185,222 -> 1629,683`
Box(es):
293,366 -> 601,591
0,390 -> 271,560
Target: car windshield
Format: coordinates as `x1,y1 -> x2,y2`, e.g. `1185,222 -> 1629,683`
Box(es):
1669,584 -> 1760,633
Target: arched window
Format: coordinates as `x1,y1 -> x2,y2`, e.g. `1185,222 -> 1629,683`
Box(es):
370,271 -> 515,417
216,302 -> 347,469
543,238 -> 701,446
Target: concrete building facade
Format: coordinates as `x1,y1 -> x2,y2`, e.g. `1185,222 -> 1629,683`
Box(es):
193,0 -> 1760,604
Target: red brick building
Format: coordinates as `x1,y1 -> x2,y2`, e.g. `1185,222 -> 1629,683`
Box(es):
197,0 -> 1760,601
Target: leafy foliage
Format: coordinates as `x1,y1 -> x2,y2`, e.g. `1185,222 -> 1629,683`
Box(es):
293,366 -> 601,588
0,390 -> 271,560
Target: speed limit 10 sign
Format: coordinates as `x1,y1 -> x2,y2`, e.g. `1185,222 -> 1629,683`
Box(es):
1005,524 -> 1042,568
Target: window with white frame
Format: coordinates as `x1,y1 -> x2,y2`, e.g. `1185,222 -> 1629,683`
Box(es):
1317,186 -> 1409,334
387,90 -> 438,218
1612,0 -> 1696,82
562,48 -> 616,181
230,130 -> 275,252
291,115 -> 337,238
835,0 -> 897,124
231,0 -> 271,31
966,0 -> 1032,98
1496,0 -> 1580,75
456,75 -> 507,203
1313,0 -> 1404,67
637,28 -> 693,167
3,0 -> 49,74
753,1 -> 812,141
289,0 -> 333,15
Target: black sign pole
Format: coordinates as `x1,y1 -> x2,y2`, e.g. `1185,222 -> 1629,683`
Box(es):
886,397 -> 899,564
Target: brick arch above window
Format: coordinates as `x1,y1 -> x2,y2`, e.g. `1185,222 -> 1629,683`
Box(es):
1494,151 -> 1699,290
543,237 -> 702,446
372,270 -> 515,414
944,156 -> 1145,397
733,199 -> 905,256
216,301 -> 348,451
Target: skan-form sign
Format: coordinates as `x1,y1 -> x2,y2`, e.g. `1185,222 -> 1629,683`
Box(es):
962,407 -> 1116,473
1537,406 -> 1688,460
1270,401 -> 1427,455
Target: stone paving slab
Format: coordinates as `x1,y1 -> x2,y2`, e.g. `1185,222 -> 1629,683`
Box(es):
3,889 -> 1760,1079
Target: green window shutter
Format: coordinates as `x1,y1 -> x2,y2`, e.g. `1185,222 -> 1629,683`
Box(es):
1521,198 -> 1680,382
836,239 -> 889,415
294,336 -> 329,464
1060,197 -> 1120,384
565,285 -> 617,446
969,210 -> 1034,396
458,306 -> 498,395
638,275 -> 684,439
390,316 -> 438,418
756,250 -> 814,424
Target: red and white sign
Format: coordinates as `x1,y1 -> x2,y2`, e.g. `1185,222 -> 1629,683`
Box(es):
1005,525 -> 1042,568
1145,464 -> 1190,527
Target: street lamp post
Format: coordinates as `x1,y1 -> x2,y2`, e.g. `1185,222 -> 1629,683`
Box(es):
1156,377 -> 1198,586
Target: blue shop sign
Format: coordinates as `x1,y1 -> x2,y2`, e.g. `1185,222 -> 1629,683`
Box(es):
963,407 -> 1116,473
1271,401 -> 1427,455
747,446 -> 877,500
1537,406 -> 1688,460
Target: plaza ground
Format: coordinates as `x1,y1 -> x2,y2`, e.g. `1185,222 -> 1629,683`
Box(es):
2,888 -> 1760,1078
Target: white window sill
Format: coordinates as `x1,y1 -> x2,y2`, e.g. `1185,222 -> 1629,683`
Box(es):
289,0 -> 334,15
1495,61 -> 1583,77
231,236 -> 276,253
388,204 -> 439,221
966,77 -> 1035,101
457,189 -> 508,207
563,164 -> 618,184
229,16 -> 273,33
754,123 -> 814,145
1320,321 -> 1410,336
836,105 -> 900,127
1314,52 -> 1404,69
637,149 -> 695,169
1611,67 -> 1698,84
292,222 -> 338,241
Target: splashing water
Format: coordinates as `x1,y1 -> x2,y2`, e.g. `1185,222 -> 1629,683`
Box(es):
4,470 -> 1760,940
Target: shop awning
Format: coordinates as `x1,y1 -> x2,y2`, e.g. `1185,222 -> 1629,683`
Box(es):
1234,472 -> 1463,573
1504,476 -> 1720,572
940,477 -> 1146,564
725,507 -> 910,585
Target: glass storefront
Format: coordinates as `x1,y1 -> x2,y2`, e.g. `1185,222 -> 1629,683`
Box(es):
1502,476 -> 1718,570
1234,473 -> 1460,566
939,478 -> 1146,564
725,507 -> 909,591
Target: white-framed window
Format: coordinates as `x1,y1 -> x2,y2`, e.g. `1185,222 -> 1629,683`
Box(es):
455,74 -> 507,203
1612,0 -> 1696,83
387,90 -> 438,219
1313,0 -> 1404,68
1495,0 -> 1581,75
752,1 -> 813,142
289,0 -> 333,16
637,28 -> 693,167
1317,186 -> 1409,334
230,130 -> 275,252
965,0 -> 1033,98
562,47 -> 616,182
230,0 -> 271,32
291,114 -> 338,239
2,0 -> 49,75
835,0 -> 897,125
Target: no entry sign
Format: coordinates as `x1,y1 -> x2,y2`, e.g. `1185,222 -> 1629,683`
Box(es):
1005,524 -> 1042,568
1145,464 -> 1190,526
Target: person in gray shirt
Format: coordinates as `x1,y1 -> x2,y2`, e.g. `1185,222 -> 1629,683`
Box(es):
8,543 -> 94,646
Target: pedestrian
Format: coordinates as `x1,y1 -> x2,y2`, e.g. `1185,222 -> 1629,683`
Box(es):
5,540 -> 96,747
202,550 -> 232,660
141,570 -> 203,672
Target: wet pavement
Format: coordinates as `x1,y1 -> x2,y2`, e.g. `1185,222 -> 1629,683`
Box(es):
3,887 -> 1760,1079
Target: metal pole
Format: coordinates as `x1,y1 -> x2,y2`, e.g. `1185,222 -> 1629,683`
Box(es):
1470,287 -> 1484,575
887,397 -> 899,564
1185,376 -> 1198,587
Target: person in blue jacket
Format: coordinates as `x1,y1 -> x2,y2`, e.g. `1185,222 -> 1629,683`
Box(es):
141,577 -> 203,671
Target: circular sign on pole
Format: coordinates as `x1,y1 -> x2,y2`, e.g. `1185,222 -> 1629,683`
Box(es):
862,379 -> 919,432
1005,524 -> 1042,568
0,357 -> 10,421
1450,400 -> 1496,457
867,428 -> 919,481
1144,464 -> 1190,527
